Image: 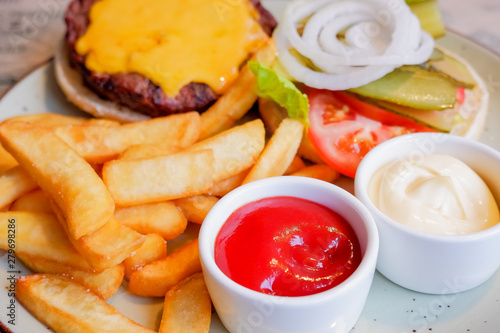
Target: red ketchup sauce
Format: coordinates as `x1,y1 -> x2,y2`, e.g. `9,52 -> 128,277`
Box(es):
214,196 -> 362,297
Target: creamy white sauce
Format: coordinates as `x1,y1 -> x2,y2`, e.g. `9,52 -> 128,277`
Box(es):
368,154 -> 500,234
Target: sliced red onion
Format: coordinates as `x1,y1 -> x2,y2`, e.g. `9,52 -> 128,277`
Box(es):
274,0 -> 435,90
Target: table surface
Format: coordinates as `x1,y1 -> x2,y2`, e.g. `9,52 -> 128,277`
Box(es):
0,0 -> 499,99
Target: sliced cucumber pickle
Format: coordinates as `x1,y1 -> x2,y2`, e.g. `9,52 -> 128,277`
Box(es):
352,94 -> 462,133
405,0 -> 428,4
426,49 -> 477,89
409,0 -> 446,39
428,48 -> 445,61
349,66 -> 458,110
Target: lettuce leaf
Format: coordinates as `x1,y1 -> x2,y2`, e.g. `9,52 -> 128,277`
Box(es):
248,61 -> 309,126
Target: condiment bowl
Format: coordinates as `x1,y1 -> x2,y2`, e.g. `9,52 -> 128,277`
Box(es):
199,176 -> 379,333
355,132 -> 500,294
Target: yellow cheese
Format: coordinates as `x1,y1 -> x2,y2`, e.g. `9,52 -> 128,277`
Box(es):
75,0 -> 267,97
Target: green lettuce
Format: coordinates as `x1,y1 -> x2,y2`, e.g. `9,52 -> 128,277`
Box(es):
248,61 -> 309,126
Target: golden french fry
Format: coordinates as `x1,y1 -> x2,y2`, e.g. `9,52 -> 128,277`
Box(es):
16,274 -> 155,333
174,195 -> 219,224
298,134 -> 325,165
103,149 -> 215,206
123,233 -> 167,279
10,189 -> 52,213
258,97 -> 286,132
285,155 -> 307,175
199,38 -> 276,140
16,253 -> 124,300
119,144 -> 182,160
1,112 -> 120,127
290,164 -> 341,183
51,202 -> 145,272
159,273 -> 211,333
0,212 -> 94,272
210,168 -> 249,197
0,166 -> 38,209
87,118 -> 122,127
0,144 -> 18,173
258,98 -> 324,164
73,221 -> 145,272
0,122 -> 115,240
243,118 -> 304,184
128,239 -> 202,297
2,113 -> 88,126
114,202 -> 187,239
54,112 -> 200,163
190,119 -> 265,183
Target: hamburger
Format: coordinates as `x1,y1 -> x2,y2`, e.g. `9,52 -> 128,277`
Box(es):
55,0 -> 489,179
55,0 -> 277,122
251,0 -> 489,178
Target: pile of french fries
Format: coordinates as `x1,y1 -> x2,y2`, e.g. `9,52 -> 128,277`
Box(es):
0,39 -> 340,332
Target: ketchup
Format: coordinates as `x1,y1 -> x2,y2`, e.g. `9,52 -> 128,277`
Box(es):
214,196 -> 362,297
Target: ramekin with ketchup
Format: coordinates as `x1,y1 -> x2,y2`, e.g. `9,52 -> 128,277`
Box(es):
199,176 -> 379,333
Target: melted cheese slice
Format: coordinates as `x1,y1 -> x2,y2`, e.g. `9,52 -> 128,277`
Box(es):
75,0 -> 267,97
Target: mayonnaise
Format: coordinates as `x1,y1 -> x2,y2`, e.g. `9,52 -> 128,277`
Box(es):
368,154 -> 500,234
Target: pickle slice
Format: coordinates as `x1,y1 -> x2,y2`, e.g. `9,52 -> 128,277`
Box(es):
349,66 -> 458,110
353,94 -> 462,133
428,48 -> 444,61
426,49 -> 477,89
409,0 -> 446,39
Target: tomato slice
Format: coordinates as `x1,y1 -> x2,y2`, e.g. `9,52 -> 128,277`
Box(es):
306,88 -> 435,178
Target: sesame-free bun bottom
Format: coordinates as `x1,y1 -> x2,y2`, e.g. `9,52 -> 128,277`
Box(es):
54,42 -> 151,123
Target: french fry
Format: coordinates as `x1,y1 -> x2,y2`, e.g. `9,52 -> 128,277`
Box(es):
159,273 -> 211,333
54,112 -> 200,163
298,134 -> 325,165
51,202 -> 145,272
10,189 -> 52,213
258,97 -> 286,132
209,168 -> 249,197
0,144 -> 18,173
174,195 -> 219,224
16,274 -> 155,333
72,221 -> 145,272
87,118 -> 122,127
258,98 -> 324,164
189,119 -> 265,183
123,233 -> 167,279
103,149 -> 215,206
0,212 -> 94,272
0,122 -> 115,240
114,202 -> 187,239
119,144 -> 182,160
285,155 -> 307,175
16,253 -> 124,300
128,238 -> 202,297
1,112 -> 120,127
0,166 -> 38,209
199,38 -> 276,140
243,118 -> 304,184
290,164 -> 341,183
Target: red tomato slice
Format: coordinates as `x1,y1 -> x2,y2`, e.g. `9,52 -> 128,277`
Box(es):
306,88 -> 435,178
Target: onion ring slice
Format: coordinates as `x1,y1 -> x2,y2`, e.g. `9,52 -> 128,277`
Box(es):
274,0 -> 435,90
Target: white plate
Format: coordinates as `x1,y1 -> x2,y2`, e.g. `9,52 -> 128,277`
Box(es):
1,1 -> 500,332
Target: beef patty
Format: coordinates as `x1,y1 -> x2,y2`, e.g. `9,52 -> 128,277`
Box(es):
64,0 -> 277,118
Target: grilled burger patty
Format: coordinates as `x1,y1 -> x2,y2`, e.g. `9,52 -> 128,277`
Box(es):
64,0 -> 277,118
